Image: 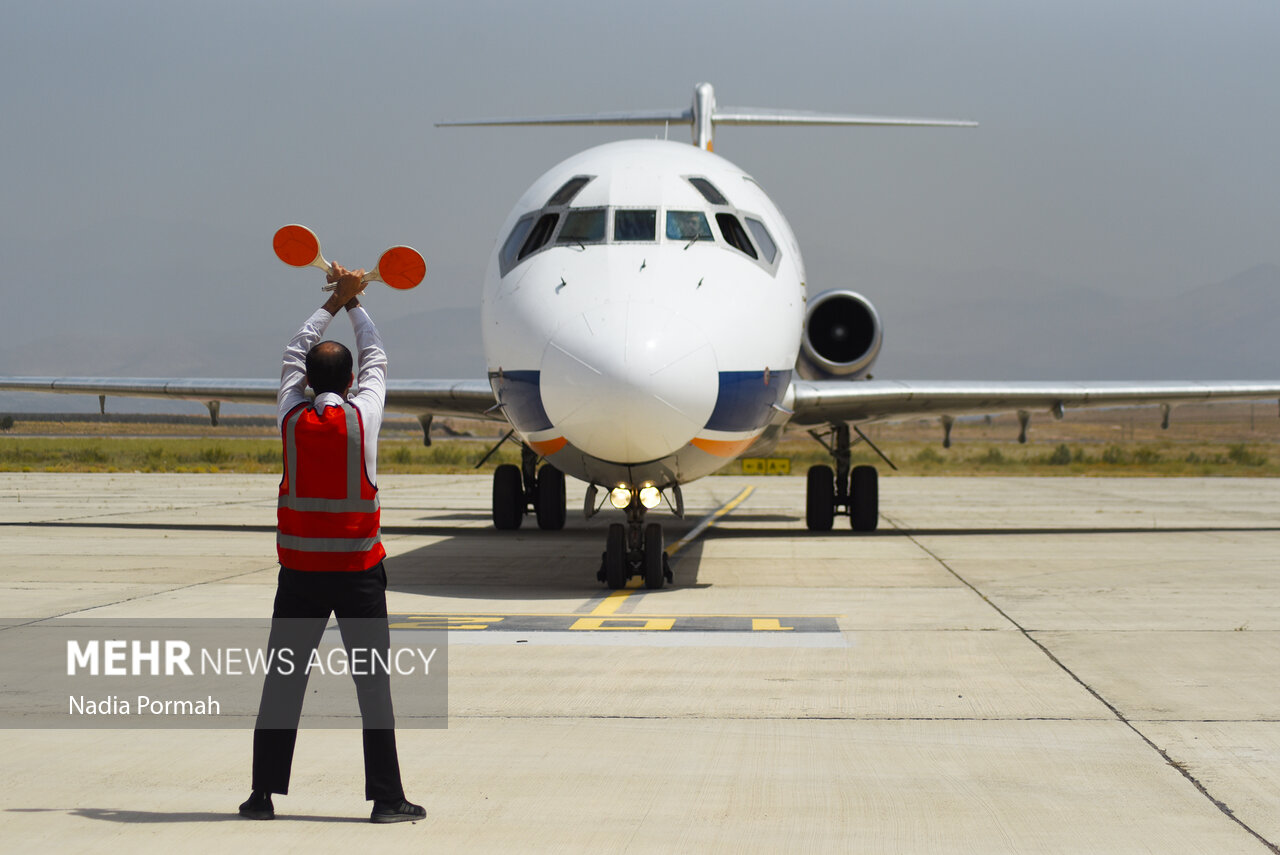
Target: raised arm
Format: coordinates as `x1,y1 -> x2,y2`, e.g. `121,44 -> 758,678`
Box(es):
278,309 -> 333,428
348,306 -> 387,409
277,263 -> 366,428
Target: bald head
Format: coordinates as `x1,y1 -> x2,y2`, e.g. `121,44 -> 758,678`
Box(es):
305,341 -> 353,395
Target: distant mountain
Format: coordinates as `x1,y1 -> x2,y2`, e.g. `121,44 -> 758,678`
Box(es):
867,264 -> 1280,380
1142,264 -> 1280,378
0,306 -> 485,379
2,265 -> 1276,416
376,307 -> 486,379
0,305 -> 485,413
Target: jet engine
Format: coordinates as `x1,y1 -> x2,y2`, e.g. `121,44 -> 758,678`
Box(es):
796,289 -> 883,380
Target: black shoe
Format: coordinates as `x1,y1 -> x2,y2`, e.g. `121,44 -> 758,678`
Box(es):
238,790 -> 275,820
370,798 -> 425,824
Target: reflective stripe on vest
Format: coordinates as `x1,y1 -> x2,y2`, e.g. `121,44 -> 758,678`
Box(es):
277,534 -> 384,553
277,402 -> 385,571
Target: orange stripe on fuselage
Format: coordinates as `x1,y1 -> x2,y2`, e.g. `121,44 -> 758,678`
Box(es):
690,436 -> 757,458
528,436 -> 568,456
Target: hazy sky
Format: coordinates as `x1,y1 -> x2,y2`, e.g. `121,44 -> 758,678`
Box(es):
2,0 -> 1277,409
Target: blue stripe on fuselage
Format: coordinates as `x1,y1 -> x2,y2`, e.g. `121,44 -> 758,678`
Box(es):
705,370 -> 791,432
493,369 -> 790,436
489,370 -> 553,433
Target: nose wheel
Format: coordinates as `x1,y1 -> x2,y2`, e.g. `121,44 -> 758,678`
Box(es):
603,523 -> 627,589
599,515 -> 672,589
642,523 -> 666,589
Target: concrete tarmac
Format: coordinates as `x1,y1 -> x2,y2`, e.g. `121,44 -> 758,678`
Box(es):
1,472 -> 1278,853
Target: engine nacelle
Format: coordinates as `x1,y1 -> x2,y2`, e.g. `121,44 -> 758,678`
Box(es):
796,290 -> 883,380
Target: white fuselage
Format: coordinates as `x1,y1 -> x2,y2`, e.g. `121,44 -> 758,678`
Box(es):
482,139 -> 805,490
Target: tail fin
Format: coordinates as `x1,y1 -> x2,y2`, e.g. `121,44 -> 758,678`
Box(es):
438,82 -> 976,151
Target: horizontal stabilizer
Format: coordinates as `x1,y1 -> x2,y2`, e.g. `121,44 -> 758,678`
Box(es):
438,109 -> 691,128
712,108 -> 976,128
438,82 -> 975,150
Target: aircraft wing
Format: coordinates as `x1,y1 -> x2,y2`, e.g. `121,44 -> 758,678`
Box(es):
0,377 -> 500,420
385,379 -> 500,418
788,379 -> 1280,426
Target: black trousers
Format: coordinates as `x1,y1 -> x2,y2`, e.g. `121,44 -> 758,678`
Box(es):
251,562 -> 405,801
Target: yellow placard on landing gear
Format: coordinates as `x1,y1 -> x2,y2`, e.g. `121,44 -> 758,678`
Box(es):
741,458 -> 791,475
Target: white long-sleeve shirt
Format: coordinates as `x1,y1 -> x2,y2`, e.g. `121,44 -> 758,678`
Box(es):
278,305 -> 388,485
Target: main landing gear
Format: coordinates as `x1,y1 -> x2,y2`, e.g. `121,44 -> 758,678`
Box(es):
598,508 -> 671,591
805,424 -> 881,532
491,445 -> 566,531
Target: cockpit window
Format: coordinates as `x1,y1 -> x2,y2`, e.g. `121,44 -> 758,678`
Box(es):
614,209 -> 656,241
687,177 -> 728,205
497,201 -> 777,276
518,213 -> 559,260
715,213 -> 758,260
546,176 -> 592,207
744,217 -> 777,263
556,209 -> 606,244
500,214 -> 535,272
666,211 -> 713,241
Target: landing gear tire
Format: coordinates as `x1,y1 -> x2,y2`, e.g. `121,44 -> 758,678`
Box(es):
850,465 -> 879,532
492,464 -> 524,530
535,465 -> 566,530
604,523 -> 627,590
643,523 -> 665,590
806,465 -> 835,531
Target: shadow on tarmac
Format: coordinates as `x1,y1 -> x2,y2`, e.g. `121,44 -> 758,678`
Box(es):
0,514 -> 717,599
8,518 -> 1277,601
701,525 -> 1280,538
383,514 -> 708,600
6,807 -> 362,824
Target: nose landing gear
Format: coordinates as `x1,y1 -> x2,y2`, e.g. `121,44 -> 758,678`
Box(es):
598,508 -> 672,590
488,443 -> 673,589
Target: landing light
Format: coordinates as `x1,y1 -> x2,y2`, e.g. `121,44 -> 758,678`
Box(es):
609,486 -> 632,509
638,485 -> 661,509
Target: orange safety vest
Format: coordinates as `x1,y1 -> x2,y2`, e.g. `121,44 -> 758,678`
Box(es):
277,402 -> 385,571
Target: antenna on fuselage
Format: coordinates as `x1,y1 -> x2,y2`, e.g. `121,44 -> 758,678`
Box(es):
437,83 -> 976,151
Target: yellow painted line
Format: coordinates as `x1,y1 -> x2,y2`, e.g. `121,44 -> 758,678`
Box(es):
751,618 -> 794,631
390,611 -> 841,633
393,611 -> 843,619
390,616 -> 507,630
590,587 -> 635,616
666,485 -> 755,558
569,616 -> 676,631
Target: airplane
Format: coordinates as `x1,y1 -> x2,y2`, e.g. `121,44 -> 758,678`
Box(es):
4,82 -> 1280,591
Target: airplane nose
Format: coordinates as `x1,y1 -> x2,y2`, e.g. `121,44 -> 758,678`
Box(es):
539,301 -> 718,463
